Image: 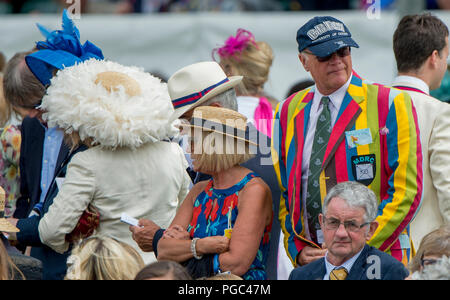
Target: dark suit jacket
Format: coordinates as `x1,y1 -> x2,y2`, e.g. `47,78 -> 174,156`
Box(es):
13,117 -> 70,219
289,244 -> 409,280
189,123 -> 281,279
16,140 -> 84,280
242,123 -> 281,280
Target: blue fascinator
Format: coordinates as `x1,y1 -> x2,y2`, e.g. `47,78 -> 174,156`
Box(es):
25,9 -> 104,86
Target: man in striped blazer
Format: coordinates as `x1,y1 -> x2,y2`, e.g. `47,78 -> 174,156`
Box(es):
272,16 -> 423,268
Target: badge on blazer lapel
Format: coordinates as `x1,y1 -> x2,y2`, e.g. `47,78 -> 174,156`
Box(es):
351,154 -> 376,186
345,128 -> 373,149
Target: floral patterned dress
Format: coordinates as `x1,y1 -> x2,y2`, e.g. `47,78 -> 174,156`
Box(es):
187,172 -> 272,280
0,125 -> 21,217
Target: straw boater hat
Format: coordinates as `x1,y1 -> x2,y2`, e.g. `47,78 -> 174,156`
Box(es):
25,9 -> 104,86
183,106 -> 258,146
0,187 -> 19,233
39,59 -> 178,149
168,61 -> 242,121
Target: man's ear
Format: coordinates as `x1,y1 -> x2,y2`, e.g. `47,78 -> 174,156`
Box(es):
298,53 -> 309,72
318,213 -> 324,229
365,221 -> 379,242
429,49 -> 440,69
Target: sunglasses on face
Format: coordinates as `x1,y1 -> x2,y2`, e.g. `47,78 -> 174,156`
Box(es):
304,47 -> 351,62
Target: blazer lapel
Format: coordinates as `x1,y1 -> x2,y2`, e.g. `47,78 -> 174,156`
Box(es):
308,258 -> 327,280
346,244 -> 370,280
29,119 -> 45,207
55,141 -> 70,175
291,92 -> 314,235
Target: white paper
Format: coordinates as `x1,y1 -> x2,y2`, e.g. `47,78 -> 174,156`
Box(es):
120,213 -> 139,227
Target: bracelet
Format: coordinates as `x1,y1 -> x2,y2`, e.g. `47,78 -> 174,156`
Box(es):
191,238 -> 203,260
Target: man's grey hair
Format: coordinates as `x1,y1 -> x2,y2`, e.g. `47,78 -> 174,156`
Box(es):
322,181 -> 378,223
202,88 -> 238,111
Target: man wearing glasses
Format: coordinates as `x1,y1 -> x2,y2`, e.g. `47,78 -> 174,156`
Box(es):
272,16 -> 423,268
289,181 -> 409,280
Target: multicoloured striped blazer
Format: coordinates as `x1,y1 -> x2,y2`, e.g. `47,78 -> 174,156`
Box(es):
271,73 -> 423,266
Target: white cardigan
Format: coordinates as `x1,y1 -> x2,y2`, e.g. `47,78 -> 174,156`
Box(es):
38,141 -> 191,264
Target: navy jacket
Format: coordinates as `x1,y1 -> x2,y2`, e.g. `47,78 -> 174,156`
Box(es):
242,124 -> 281,280
289,244 -> 409,280
16,142 -> 85,280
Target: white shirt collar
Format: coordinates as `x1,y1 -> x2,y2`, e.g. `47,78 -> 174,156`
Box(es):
393,75 -> 430,95
313,75 -> 352,113
324,246 -> 364,280
312,75 -> 352,125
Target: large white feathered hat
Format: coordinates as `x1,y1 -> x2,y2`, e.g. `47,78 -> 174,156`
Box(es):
40,59 -> 178,149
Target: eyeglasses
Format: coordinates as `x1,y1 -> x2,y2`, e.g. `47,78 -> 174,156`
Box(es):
420,257 -> 440,268
304,47 -> 351,62
323,216 -> 369,233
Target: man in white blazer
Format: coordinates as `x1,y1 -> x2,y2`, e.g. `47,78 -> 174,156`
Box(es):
392,13 -> 450,249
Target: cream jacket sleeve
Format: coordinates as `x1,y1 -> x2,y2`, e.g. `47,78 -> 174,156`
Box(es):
38,151 -> 95,253
429,103 -> 450,223
175,142 -> 191,210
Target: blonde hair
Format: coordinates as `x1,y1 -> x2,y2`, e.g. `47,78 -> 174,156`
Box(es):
409,225 -> 450,273
65,235 -> 145,280
190,130 -> 254,173
0,239 -> 25,280
219,40 -> 273,96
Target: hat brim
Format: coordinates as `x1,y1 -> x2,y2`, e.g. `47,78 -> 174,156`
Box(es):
170,75 -> 243,122
0,219 -> 20,233
182,124 -> 258,146
308,36 -> 359,58
26,49 -> 83,86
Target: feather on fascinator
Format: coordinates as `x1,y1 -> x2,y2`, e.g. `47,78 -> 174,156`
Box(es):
40,59 -> 178,149
212,28 -> 258,60
25,9 -> 104,86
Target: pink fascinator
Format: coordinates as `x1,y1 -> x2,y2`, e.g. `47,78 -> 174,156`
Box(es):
213,28 -> 258,60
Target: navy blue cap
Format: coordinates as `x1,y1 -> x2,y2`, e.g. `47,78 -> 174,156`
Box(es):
296,16 -> 359,58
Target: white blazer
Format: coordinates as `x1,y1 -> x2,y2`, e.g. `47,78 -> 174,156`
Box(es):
393,76 -> 450,248
38,141 -> 191,264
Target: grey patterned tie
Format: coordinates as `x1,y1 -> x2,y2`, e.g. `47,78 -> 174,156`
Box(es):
306,96 -> 332,244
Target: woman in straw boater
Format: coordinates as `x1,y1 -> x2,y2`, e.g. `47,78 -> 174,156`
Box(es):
35,58 -> 191,265
157,106 -> 273,280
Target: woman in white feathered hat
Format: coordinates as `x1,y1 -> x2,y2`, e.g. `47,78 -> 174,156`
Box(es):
37,59 -> 191,264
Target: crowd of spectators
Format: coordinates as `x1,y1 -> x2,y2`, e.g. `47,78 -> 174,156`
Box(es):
1,0 -> 449,14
